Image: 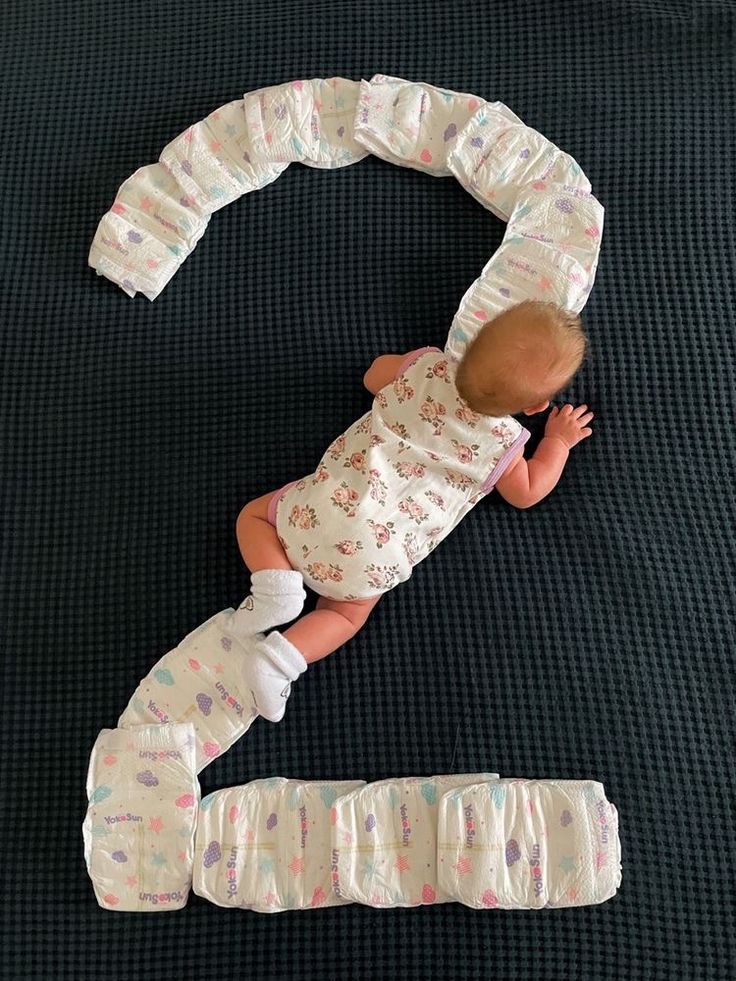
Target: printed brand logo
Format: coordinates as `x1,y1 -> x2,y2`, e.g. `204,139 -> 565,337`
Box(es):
596,799 -> 610,844
299,806 -> 308,849
331,848 -> 341,897
464,804 -> 476,849
104,812 -> 143,825
147,699 -> 170,724
226,847 -> 238,898
215,681 -> 244,718
530,843 -> 543,897
101,236 -> 129,256
138,750 -> 182,760
400,804 -> 411,847
138,890 -> 183,905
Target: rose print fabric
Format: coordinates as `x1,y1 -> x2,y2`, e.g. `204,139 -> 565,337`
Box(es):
273,348 -> 530,600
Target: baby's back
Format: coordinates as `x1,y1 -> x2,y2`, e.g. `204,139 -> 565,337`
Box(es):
273,349 -> 530,601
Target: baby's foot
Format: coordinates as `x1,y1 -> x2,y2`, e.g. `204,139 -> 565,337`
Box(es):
241,631 -> 308,723
230,569 -> 306,637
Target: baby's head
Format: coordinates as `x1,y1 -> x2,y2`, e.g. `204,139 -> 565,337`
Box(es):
455,300 -> 587,416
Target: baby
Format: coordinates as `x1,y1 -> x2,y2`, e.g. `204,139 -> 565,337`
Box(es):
233,299 -> 594,722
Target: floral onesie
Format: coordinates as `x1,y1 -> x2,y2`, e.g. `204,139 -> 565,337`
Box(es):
267,347 -> 531,601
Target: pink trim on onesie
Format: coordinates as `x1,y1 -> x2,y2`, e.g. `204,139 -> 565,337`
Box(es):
479,428 -> 531,493
396,346 -> 443,377
267,479 -> 300,526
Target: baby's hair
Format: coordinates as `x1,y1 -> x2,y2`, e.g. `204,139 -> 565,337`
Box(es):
454,299 -> 587,416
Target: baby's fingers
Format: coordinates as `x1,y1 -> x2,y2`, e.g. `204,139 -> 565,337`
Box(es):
578,411 -> 594,426
571,404 -> 588,419
579,427 -> 593,439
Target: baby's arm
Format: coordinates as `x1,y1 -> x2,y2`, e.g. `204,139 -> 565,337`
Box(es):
364,347 -> 443,394
495,404 -> 594,509
363,353 -> 410,394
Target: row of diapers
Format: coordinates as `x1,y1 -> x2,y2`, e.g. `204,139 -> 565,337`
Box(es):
189,774 -> 621,912
82,724 -> 199,911
83,737 -> 622,912
88,74 -> 604,369
118,609 -> 259,773
89,77 -> 366,300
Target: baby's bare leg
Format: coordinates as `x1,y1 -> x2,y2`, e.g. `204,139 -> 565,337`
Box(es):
282,594 -> 382,664
232,490 -> 306,636
235,491 -> 293,572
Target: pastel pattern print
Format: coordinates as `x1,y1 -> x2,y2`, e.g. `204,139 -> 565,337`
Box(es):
117,609 -> 259,773
81,723 -> 199,912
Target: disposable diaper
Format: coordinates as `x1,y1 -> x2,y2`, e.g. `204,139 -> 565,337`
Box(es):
436,779 -> 622,909
354,73 -> 522,177
504,181 -> 604,273
160,98 -> 288,214
192,777 -> 364,912
329,773 -> 499,908
302,77 -> 368,168
81,724 -> 199,911
444,233 -> 595,364
242,78 -> 367,169
448,104 -> 590,222
118,610 -> 258,773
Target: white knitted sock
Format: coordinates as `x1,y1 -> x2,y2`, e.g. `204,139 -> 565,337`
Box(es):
230,569 -> 306,637
242,631 -> 308,723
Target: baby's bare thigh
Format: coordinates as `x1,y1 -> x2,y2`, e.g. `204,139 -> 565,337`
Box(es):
237,489 -> 279,523
315,594 -> 382,628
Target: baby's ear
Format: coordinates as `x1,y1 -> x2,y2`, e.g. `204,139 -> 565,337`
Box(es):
523,400 -> 550,415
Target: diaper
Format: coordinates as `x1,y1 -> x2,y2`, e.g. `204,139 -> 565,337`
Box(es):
448,103 -> 591,222
437,779 -> 622,909
160,98 -> 288,215
81,723 -> 199,912
353,73 -> 524,178
303,78 -> 368,169
192,777 -> 364,912
329,773 -> 499,908
505,181 -> 604,273
118,610 -> 258,773
88,161 -> 212,301
444,233 -> 595,364
243,78 -> 367,169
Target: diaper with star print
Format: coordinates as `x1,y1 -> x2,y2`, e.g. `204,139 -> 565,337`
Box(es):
81,723 -> 199,912
328,773 -> 500,908
118,609 -> 259,774
436,778 -> 622,909
192,777 -> 365,913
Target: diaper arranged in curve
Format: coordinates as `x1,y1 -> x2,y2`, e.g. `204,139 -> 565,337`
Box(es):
437,779 -> 622,909
82,723 -> 199,912
89,77 -> 366,300
118,609 -> 259,773
193,777 -> 365,913
329,773 -> 499,908
88,72 -> 605,354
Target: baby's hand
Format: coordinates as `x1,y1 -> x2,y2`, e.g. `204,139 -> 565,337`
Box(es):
544,404 -> 594,449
